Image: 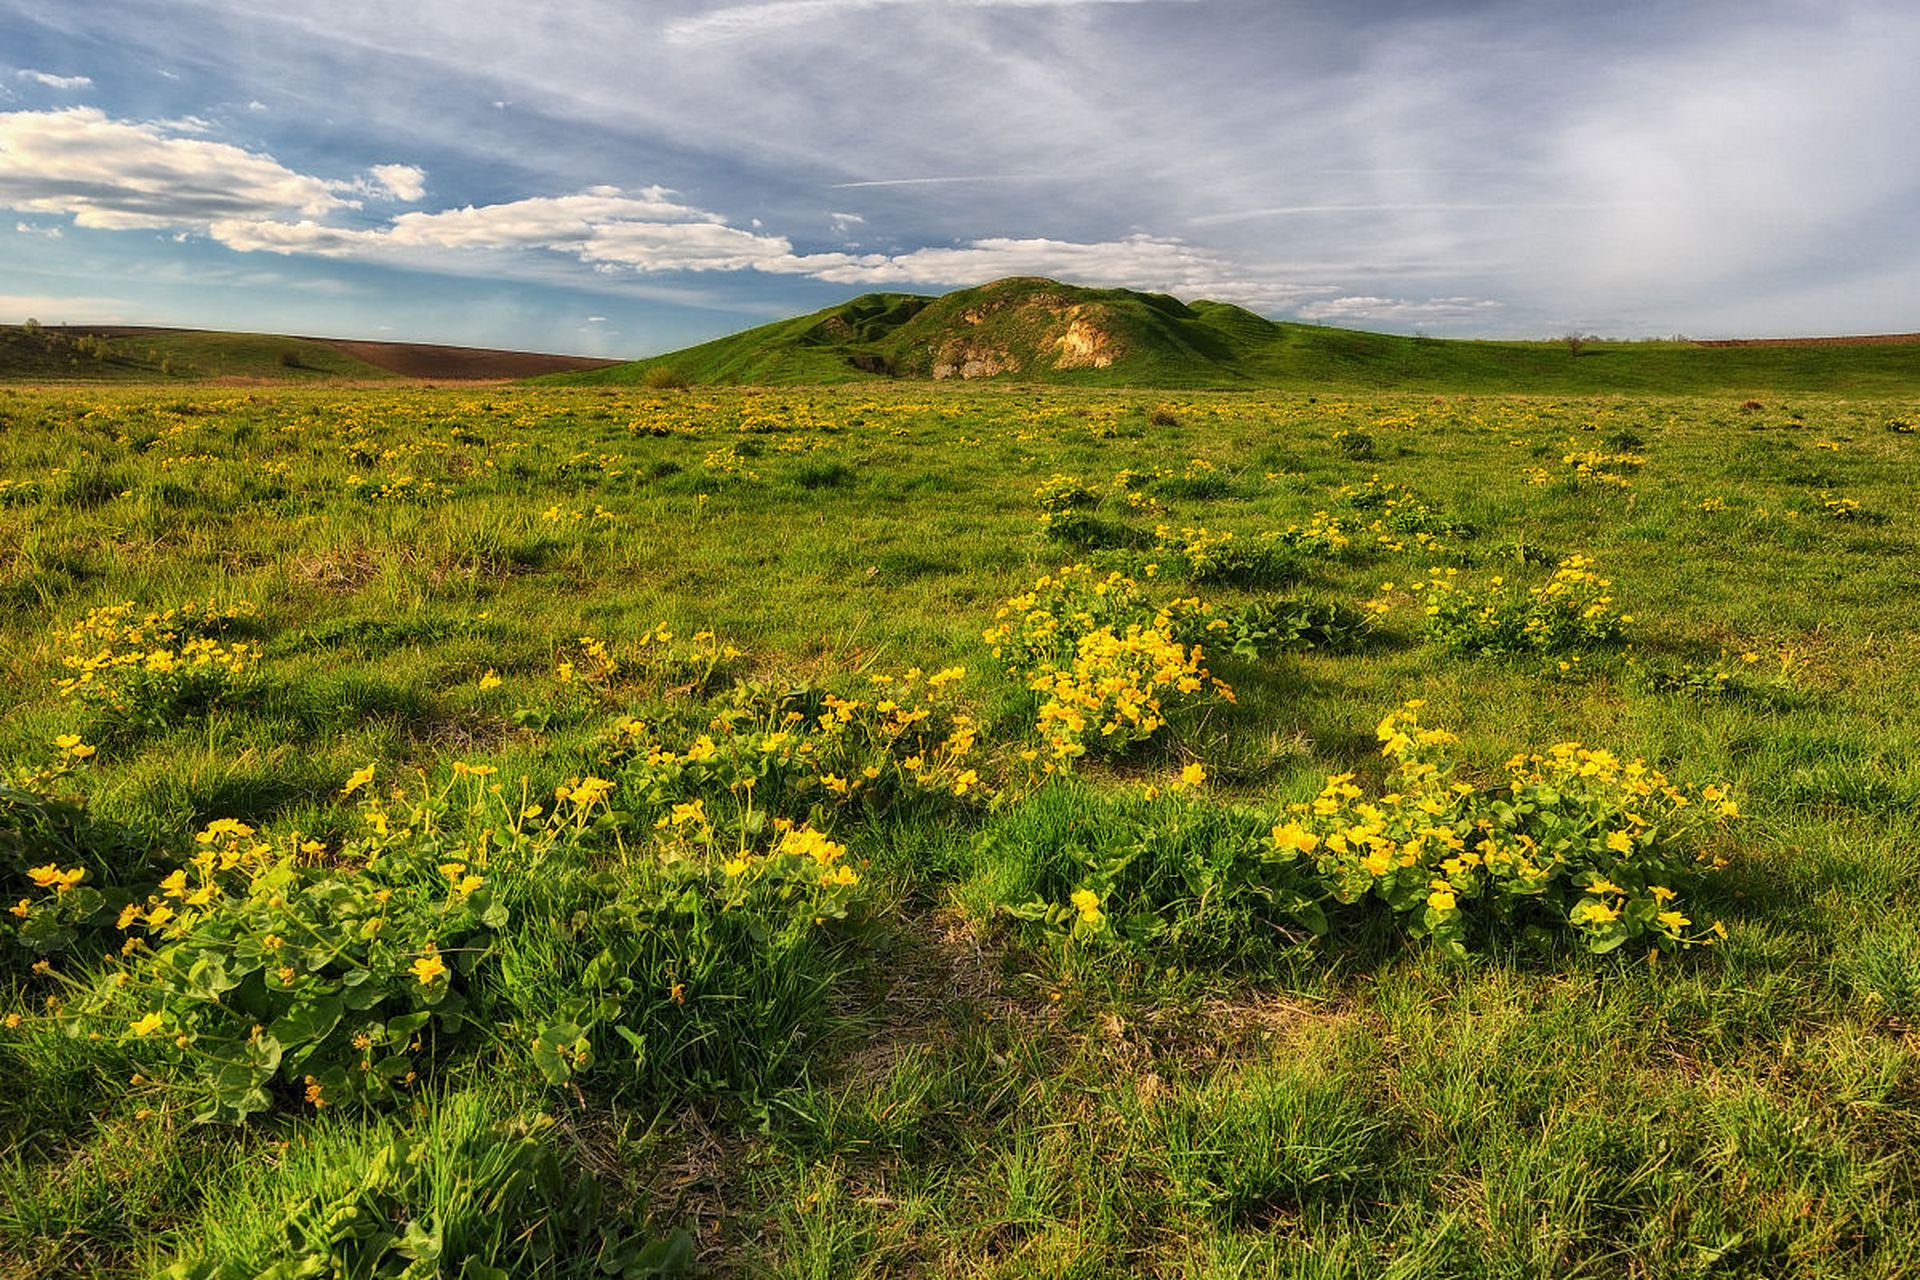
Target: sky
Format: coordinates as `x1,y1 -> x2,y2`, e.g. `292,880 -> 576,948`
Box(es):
1,0 -> 1916,355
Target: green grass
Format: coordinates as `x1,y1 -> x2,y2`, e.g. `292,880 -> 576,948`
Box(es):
2,380 -> 1918,1276
0,325 -> 397,382
543,277 -> 1920,395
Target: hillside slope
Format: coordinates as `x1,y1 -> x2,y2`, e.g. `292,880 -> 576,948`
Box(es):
544,278 -> 1920,395
0,326 -> 622,382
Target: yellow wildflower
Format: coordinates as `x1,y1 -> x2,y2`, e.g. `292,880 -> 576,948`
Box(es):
411,946 -> 448,986
569,776 -> 614,808
1569,900 -> 1620,926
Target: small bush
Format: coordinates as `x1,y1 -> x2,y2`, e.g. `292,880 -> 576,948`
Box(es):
977,702 -> 1733,964
1149,471 -> 1231,501
971,784 -> 1325,971
1270,701 -> 1734,957
1838,923 -> 1920,1017
68,740 -> 881,1119
983,564 -> 1234,760
1152,525 -> 1297,588
80,797 -> 514,1123
53,600 -> 259,734
790,459 -> 855,490
1272,512 -> 1355,558
640,365 -> 689,390
1223,597 -> 1372,659
1416,556 -> 1631,656
1334,429 -> 1375,460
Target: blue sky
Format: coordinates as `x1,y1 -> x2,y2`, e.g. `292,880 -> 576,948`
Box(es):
2,0 -> 1916,354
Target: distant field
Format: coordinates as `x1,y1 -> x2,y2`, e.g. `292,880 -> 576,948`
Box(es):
3,382 -> 1918,1277
1696,333 -> 1920,347
0,324 -> 623,383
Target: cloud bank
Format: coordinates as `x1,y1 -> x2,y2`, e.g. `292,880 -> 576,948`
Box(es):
0,107 -> 1327,309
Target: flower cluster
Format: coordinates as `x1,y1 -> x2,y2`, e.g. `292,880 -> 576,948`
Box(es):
604,664 -> 989,826
53,599 -> 258,728
72,793 -> 510,1122
985,564 -> 1232,760
1150,524 -> 1294,585
1559,446 -> 1643,488
553,623 -> 741,704
1273,512 -> 1353,557
1034,472 -> 1097,511
701,444 -> 760,480
2,736 -> 163,965
1414,555 -> 1631,656
1266,701 -> 1732,956
1339,476 -> 1464,536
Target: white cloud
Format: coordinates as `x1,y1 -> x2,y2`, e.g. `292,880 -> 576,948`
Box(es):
199,174 -> 1305,306
0,107 -> 348,229
366,163 -> 426,201
803,233 -> 1315,307
1296,296 -> 1503,323
17,70 -> 93,90
14,220 -> 62,238
828,211 -> 864,227
152,114 -> 216,134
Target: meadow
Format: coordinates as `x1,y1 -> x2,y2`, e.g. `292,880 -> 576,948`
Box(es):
2,381 -> 1918,1278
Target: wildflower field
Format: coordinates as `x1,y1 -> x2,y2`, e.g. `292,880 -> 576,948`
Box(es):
3,382 -> 1918,1278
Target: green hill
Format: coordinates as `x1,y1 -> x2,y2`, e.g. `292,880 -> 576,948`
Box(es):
0,326 -> 623,382
0,325 -> 396,381
544,277 -> 1920,395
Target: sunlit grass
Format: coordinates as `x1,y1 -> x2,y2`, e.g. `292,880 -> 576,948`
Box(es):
2,381 -> 1917,1276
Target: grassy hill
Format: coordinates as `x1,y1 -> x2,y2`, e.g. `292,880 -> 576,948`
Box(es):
0,325 -> 622,382
546,277 -> 1920,395
0,324 -> 396,382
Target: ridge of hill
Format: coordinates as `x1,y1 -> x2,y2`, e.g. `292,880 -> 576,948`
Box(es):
0,325 -> 622,382
542,278 -> 1920,395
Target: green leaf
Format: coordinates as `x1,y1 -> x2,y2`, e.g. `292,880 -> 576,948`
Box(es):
625,1228 -> 696,1277
386,1011 -> 431,1040
185,953 -> 238,1000
268,995 -> 343,1050
1287,898 -> 1329,936
532,1020 -> 589,1085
